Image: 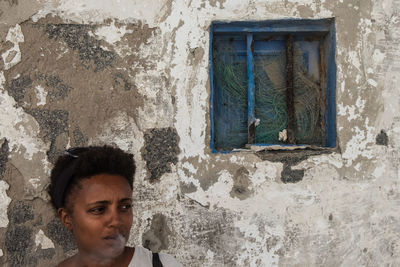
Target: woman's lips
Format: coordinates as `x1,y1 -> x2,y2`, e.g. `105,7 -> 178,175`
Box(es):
103,233 -> 126,248
104,234 -> 119,240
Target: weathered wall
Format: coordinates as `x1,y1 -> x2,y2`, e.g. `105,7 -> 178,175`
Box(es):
0,0 -> 399,266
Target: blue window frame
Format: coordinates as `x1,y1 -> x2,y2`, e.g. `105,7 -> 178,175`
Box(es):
209,19 -> 336,152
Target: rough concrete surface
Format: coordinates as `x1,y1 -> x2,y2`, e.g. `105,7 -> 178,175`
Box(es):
0,0 -> 400,266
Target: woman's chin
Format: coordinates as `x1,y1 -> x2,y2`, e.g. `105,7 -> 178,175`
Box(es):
83,238 -> 127,263
101,235 -> 127,258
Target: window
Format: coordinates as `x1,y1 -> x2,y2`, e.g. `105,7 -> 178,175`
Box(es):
209,19 -> 336,152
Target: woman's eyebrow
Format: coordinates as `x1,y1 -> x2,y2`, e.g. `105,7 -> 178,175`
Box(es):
119,198 -> 132,203
87,200 -> 110,206
87,198 -> 132,206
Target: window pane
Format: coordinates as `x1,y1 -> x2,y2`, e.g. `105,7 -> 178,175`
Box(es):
253,39 -> 288,144
213,35 -> 248,150
293,40 -> 324,145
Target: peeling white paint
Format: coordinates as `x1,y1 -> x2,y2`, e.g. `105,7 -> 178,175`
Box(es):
29,178 -> 41,189
342,118 -> 376,167
347,51 -> 361,71
181,161 -> 197,174
94,22 -> 133,45
367,78 -> 378,87
234,217 -> 283,266
251,161 -> 282,185
2,0 -> 400,266
34,85 -> 47,106
0,72 -> 48,160
372,164 -> 385,178
0,181 -> 11,228
337,96 -> 366,122
93,111 -> 143,154
35,229 -> 55,250
186,170 -> 234,207
32,0 -> 168,27
372,48 -> 385,63
1,24 -> 24,70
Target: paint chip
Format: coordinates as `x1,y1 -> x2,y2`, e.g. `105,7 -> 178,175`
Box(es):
35,230 -> 55,250
376,130 -> 388,146
2,24 -> 24,70
34,85 -> 48,106
0,181 -> 11,228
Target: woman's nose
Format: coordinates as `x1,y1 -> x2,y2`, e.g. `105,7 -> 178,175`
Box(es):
107,207 -> 122,227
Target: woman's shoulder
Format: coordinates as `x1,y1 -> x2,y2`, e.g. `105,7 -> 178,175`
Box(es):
129,246 -> 183,267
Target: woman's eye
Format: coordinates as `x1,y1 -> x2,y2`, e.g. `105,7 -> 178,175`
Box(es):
88,207 -> 105,214
119,204 -> 132,211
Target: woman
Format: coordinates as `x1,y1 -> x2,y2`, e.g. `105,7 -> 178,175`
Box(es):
49,145 -> 182,267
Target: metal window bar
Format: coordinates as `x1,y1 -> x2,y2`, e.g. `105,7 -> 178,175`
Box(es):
247,33 -> 297,145
286,34 -> 295,144
247,33 -> 256,144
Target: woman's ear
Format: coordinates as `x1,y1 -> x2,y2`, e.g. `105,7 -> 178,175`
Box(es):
58,208 -> 73,231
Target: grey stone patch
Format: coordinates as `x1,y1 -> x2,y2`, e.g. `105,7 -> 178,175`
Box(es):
281,164 -> 305,183
113,72 -> 132,91
142,213 -> 172,252
185,203 -> 240,265
143,127 -> 180,181
9,201 -> 34,224
6,74 -> 32,103
230,167 -> 253,200
5,225 -> 34,267
376,130 -> 388,146
282,225 -> 301,254
26,109 -> 69,141
25,109 -> 69,163
256,148 -> 334,183
72,127 -> 88,146
0,138 -> 9,180
180,181 -> 197,194
44,24 -> 116,72
36,72 -> 72,101
37,248 -> 55,259
46,218 -> 76,252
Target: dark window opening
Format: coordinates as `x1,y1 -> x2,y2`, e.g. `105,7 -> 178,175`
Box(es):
209,19 -> 336,152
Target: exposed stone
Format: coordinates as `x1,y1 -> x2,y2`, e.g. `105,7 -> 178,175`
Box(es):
230,167 -> 253,199
44,24 -> 116,72
6,74 -> 32,103
281,164 -> 305,183
376,130 -> 388,146
25,109 -> 69,163
5,225 -> 34,267
180,181 -> 197,194
142,213 -> 172,252
113,72 -> 132,91
143,127 -> 180,181
0,138 -> 9,180
36,72 -> 72,102
26,109 -> 68,141
72,126 -> 88,146
46,218 -> 76,252
36,248 -> 55,260
256,148 -> 334,183
8,200 -> 34,224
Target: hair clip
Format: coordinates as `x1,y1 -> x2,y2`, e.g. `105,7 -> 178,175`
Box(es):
64,147 -> 88,158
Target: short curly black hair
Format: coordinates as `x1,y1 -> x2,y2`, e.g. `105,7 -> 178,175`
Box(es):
48,145 -> 135,210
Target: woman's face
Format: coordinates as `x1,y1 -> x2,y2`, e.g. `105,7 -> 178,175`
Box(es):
60,174 -> 133,262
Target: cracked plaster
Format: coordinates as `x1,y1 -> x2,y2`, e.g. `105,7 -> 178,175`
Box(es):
0,0 -> 399,266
